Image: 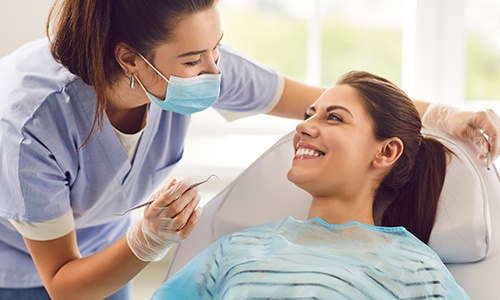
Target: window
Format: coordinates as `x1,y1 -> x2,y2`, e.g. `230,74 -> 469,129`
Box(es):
220,0 -> 403,85
178,0 -> 498,198
400,0 -> 500,112
465,0 -> 500,102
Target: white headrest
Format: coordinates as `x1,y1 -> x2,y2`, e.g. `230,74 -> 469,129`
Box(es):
424,128 -> 494,263
213,130 -> 496,263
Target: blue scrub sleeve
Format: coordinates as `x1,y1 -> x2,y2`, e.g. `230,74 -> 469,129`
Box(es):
0,112 -> 73,222
214,44 -> 284,121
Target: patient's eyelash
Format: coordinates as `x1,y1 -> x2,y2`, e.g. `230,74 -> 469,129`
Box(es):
327,113 -> 343,122
303,112 -> 312,120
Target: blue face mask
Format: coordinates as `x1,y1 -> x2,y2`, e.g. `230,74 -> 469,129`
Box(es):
134,53 -> 222,115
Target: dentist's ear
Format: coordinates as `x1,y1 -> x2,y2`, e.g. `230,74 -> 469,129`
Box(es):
372,137 -> 404,169
114,42 -> 139,74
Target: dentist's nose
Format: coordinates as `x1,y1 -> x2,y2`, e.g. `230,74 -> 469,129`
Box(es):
200,52 -> 220,75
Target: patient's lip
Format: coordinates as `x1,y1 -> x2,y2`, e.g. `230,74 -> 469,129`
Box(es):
294,141 -> 325,159
296,141 -> 323,152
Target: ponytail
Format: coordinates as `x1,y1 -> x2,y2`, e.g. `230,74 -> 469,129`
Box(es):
381,136 -> 452,244
336,71 -> 454,244
47,0 -> 113,143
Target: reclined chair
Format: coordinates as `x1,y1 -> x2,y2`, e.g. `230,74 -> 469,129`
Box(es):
165,129 -> 500,299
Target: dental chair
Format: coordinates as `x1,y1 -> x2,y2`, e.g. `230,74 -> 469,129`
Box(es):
165,129 -> 500,299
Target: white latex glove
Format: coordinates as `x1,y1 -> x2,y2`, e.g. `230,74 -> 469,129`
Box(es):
126,177 -> 202,262
422,103 -> 500,166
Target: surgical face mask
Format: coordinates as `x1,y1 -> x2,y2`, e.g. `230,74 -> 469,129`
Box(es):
134,53 -> 221,115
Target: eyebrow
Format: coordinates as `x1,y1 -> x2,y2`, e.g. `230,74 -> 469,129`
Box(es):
177,33 -> 224,58
308,105 -> 354,118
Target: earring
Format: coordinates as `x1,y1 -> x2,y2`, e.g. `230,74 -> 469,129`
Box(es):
129,74 -> 135,90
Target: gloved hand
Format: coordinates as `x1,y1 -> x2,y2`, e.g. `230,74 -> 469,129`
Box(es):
126,177 -> 202,262
421,102 -> 499,165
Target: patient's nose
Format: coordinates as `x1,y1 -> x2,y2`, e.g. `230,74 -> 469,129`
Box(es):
296,119 -> 318,137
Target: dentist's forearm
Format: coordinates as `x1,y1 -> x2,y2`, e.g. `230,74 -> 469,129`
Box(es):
411,99 -> 431,118
25,233 -> 148,300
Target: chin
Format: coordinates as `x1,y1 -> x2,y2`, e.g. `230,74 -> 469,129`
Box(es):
286,168 -> 297,182
286,168 -> 310,191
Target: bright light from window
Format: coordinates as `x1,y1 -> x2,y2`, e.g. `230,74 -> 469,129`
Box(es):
465,0 -> 500,101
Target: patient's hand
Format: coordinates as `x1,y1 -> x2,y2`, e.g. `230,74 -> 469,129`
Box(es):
422,103 -> 499,165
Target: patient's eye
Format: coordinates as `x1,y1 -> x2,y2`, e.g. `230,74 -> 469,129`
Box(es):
303,112 -> 312,120
327,113 -> 343,122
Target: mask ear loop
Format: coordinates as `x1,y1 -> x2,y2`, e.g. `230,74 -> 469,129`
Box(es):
133,75 -> 148,94
136,52 -> 170,83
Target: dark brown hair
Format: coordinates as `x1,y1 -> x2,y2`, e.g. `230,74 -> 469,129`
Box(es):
337,70 -> 451,244
46,0 -> 217,136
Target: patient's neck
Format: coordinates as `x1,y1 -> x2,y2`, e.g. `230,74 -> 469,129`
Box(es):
307,195 -> 375,226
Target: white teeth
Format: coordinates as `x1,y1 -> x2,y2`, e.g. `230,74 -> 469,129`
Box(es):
295,147 -> 323,157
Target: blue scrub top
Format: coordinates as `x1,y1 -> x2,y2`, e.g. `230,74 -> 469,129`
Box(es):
0,38 -> 282,287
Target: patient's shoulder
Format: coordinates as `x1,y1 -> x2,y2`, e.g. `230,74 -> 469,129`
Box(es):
225,219 -> 285,241
215,218 -> 289,255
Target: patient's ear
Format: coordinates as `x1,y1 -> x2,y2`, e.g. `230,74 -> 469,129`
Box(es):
372,137 -> 404,169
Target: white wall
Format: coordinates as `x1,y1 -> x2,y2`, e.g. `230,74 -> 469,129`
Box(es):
0,1 -> 53,57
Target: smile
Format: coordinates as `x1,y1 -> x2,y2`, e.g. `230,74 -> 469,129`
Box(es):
295,147 -> 325,157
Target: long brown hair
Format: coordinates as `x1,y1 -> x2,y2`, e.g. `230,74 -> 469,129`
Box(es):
337,71 -> 451,244
46,0 -> 218,138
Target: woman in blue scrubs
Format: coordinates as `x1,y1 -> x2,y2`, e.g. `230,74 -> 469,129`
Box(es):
0,0 -> 497,299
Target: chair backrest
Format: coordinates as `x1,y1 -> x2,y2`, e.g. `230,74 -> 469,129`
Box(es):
165,130 -> 500,299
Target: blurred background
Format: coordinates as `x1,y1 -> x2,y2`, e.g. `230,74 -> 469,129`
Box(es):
1,0 -> 499,298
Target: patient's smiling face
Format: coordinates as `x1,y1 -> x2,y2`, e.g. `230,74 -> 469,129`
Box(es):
287,84 -> 385,199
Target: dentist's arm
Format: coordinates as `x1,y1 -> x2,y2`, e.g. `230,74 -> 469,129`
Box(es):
23,178 -> 201,300
24,231 -> 145,300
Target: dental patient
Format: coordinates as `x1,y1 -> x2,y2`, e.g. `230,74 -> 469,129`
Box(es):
153,71 -> 470,299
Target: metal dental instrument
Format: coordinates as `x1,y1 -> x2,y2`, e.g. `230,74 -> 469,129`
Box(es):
479,129 -> 492,171
115,174 -> 218,216
487,151 -> 492,171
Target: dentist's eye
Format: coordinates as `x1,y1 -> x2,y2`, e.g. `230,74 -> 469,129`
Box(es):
184,59 -> 201,67
327,113 -> 343,122
303,112 -> 312,120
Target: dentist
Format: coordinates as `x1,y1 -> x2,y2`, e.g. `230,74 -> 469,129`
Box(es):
0,0 -> 498,299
